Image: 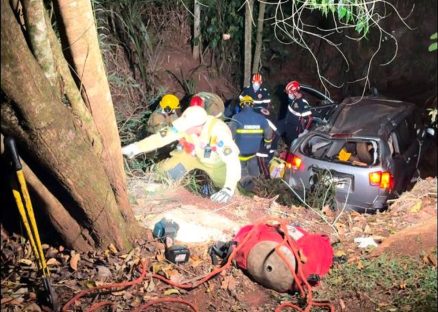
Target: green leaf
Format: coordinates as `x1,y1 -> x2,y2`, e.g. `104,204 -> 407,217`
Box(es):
355,21 -> 364,34
428,42 -> 437,52
338,7 -> 347,20
431,32 -> 438,40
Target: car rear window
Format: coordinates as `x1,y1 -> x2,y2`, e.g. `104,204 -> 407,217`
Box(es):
300,135 -> 379,167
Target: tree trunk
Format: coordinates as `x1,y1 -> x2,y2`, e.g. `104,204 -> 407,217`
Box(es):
21,0 -> 60,94
193,0 -> 201,61
1,0 -> 139,251
55,0 -> 133,222
0,135 -> 94,252
244,0 -> 254,87
252,1 -> 265,74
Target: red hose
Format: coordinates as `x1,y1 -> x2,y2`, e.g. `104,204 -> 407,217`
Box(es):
62,216 -> 335,312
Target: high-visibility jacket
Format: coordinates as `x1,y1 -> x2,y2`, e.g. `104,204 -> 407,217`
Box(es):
133,116 -> 241,192
228,107 -> 274,157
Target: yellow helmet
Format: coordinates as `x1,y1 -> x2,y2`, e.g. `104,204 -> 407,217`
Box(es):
240,95 -> 254,107
160,94 -> 180,112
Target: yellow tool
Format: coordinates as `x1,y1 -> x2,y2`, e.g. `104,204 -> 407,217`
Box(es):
5,136 -> 58,311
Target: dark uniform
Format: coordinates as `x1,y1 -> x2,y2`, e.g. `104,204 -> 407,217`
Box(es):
228,107 -> 273,190
239,85 -> 271,114
277,97 -> 312,147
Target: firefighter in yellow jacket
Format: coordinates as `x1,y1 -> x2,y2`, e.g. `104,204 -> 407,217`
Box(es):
122,106 -> 241,203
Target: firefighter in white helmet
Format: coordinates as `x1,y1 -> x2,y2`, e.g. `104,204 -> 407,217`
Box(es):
122,106 -> 241,203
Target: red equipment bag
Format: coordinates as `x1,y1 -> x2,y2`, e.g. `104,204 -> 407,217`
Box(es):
233,223 -> 333,289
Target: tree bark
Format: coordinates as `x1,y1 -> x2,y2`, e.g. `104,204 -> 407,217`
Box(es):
0,135 -> 94,252
252,1 -> 265,74
1,0 -> 138,250
44,10 -> 103,157
244,0 -> 254,87
55,0 -> 133,222
193,0 -> 201,61
21,0 -> 60,93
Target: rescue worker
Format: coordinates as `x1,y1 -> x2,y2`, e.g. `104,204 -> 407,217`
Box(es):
277,80 -> 313,147
191,92 -> 225,119
147,94 -> 180,134
239,73 -> 271,115
228,95 -> 273,190
122,106 -> 241,204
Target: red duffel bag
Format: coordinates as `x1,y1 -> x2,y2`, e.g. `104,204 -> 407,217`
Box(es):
232,223 -> 333,292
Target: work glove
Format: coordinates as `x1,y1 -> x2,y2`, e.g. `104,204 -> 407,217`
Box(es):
121,143 -> 141,159
210,187 -> 233,204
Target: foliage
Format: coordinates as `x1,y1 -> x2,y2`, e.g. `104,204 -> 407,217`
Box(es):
194,0 -> 244,77
316,255 -> 438,311
429,32 -> 437,52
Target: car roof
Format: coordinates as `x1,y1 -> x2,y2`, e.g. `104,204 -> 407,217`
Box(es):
325,96 -> 416,139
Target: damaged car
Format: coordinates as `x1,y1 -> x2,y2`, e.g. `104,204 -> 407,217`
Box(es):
284,96 -> 433,213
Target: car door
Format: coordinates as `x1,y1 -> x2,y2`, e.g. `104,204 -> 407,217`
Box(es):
390,115 -> 419,193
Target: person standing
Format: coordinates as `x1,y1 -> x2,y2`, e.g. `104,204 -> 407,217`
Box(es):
277,80 -> 313,148
228,95 -> 273,190
239,73 -> 271,115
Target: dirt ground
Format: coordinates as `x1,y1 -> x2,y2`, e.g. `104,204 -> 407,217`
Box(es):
1,177 -> 436,311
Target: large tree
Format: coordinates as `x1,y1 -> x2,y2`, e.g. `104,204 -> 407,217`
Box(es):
1,0 -> 142,252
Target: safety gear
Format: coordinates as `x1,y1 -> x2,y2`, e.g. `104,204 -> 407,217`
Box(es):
252,82 -> 261,92
160,94 -> 180,112
124,112 -> 241,196
122,143 -> 141,159
233,223 -> 333,292
288,93 -> 295,100
189,95 -> 204,108
210,187 -> 233,203
239,85 -> 271,113
193,92 -> 225,119
172,106 -> 208,132
251,73 -> 263,84
239,95 -> 254,107
285,81 -> 300,94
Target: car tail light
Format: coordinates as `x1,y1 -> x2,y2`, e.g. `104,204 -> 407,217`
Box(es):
369,171 -> 393,190
286,153 -> 302,170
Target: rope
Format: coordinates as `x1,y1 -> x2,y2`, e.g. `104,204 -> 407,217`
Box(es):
61,216 -> 334,311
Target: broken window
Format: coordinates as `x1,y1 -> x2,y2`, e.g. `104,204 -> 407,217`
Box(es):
301,135 -> 379,167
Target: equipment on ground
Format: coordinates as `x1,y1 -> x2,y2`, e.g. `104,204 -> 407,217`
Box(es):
152,218 -> 180,242
4,136 -> 59,311
232,223 -> 333,292
165,245 -> 191,264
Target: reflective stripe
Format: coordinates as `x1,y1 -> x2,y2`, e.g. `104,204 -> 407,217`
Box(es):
236,129 -> 264,134
256,152 -> 268,157
267,119 -> 277,131
239,154 -> 256,161
288,105 -> 312,117
264,138 -> 272,143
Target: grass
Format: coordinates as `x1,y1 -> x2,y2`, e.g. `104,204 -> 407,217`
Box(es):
315,255 -> 437,311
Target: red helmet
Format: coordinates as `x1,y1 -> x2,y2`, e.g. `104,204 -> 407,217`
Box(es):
252,73 -> 263,84
189,95 -> 204,107
285,81 -> 300,94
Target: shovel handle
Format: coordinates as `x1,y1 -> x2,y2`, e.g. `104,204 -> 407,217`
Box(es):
4,136 -> 22,171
